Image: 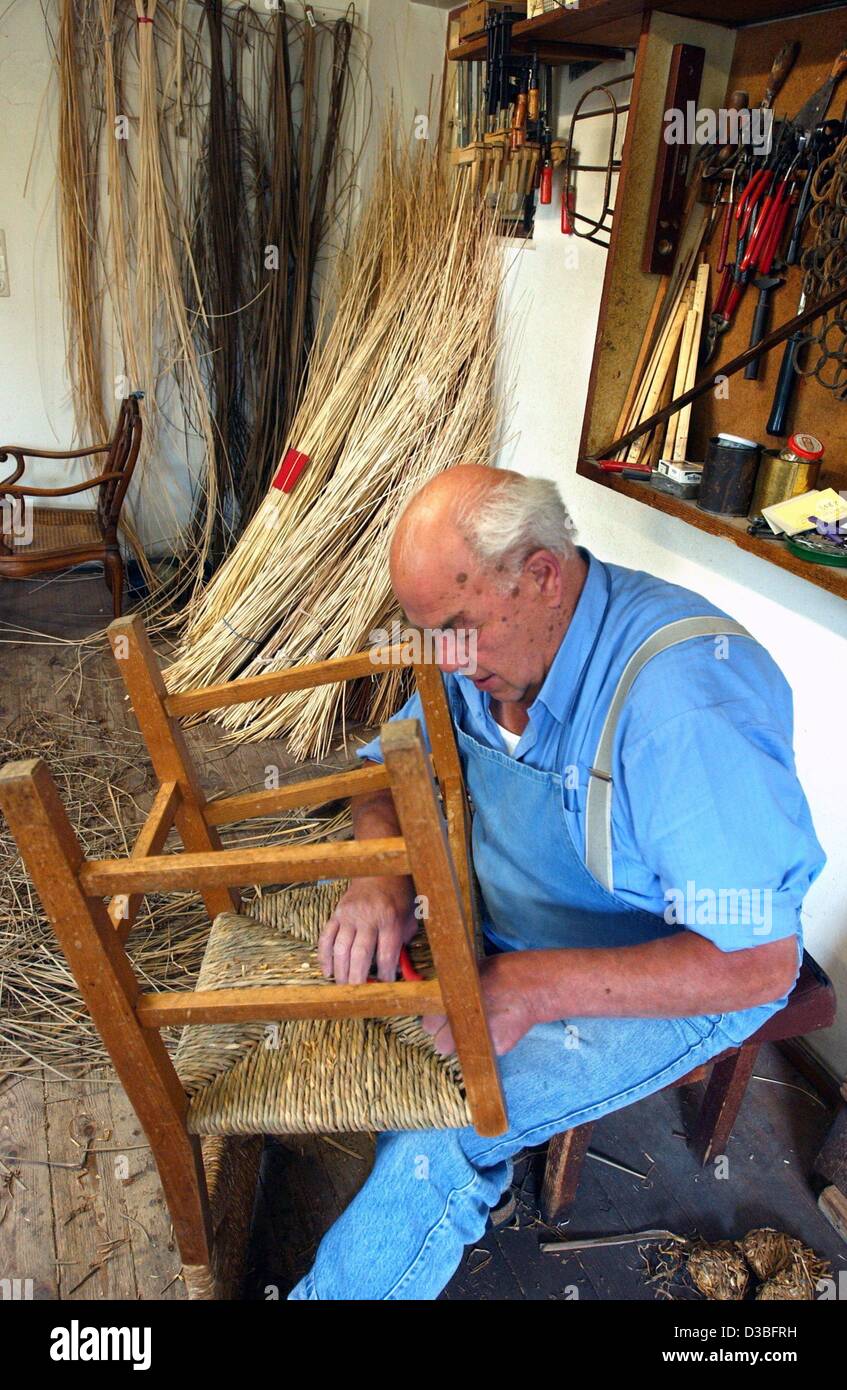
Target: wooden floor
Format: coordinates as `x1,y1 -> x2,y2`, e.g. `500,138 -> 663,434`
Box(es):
1,567 -> 844,1301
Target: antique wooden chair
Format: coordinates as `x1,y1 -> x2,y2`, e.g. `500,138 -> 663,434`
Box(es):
0,393 -> 142,618
0,615 -> 506,1298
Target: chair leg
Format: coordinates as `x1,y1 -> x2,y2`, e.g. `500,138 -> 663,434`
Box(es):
541,1123 -> 594,1225
0,759 -> 215,1276
105,551 -> 124,618
690,1042 -> 758,1166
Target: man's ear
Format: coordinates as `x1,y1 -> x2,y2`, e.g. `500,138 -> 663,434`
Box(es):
524,549 -> 562,600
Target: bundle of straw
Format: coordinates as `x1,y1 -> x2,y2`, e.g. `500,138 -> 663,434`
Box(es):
167,135 -> 504,757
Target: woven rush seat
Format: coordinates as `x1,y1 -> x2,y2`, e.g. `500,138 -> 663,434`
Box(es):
1,505 -> 102,554
174,881 -> 472,1136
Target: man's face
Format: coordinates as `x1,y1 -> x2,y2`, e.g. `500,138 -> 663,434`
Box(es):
391,530 -> 565,706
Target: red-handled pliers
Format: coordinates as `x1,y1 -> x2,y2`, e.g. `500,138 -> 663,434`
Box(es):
366,945 -> 423,984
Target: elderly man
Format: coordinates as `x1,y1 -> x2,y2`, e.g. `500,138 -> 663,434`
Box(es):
288,465 -> 824,1301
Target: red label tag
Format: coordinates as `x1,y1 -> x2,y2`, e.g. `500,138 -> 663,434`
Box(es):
272,448 -> 310,492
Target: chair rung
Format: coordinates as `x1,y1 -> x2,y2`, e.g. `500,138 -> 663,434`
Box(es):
137,978 -> 444,1028
165,644 -> 411,718
108,780 -> 181,936
82,836 -> 410,895
205,762 -> 390,826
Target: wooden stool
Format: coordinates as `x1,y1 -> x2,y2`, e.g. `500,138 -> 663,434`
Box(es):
541,953 -> 836,1225
0,615 -> 507,1297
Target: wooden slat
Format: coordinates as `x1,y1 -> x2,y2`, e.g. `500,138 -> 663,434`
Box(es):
108,617 -> 239,919
136,979 -> 443,1028
0,758 -> 213,1267
382,721 -> 507,1137
165,645 -> 411,718
81,836 -> 410,896
412,662 -> 477,938
204,762 -> 391,827
108,780 -> 181,938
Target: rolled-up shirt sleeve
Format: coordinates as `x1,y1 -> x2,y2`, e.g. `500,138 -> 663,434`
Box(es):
619,704 -> 826,952
355,690 -> 429,765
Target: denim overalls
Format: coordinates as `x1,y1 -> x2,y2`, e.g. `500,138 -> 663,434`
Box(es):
290,617 -> 797,1300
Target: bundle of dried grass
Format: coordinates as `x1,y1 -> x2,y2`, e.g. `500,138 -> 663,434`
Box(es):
0,711 -> 350,1078
167,133 -> 505,757
49,0 -> 362,616
685,1241 -> 750,1300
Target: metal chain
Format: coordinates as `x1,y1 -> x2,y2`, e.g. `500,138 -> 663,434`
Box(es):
798,131 -> 847,398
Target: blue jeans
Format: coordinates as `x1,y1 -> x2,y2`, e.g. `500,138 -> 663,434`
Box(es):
287,1005 -> 762,1300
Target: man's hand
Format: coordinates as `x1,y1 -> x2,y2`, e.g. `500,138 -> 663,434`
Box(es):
319,876 -> 418,984
422,953 -> 536,1057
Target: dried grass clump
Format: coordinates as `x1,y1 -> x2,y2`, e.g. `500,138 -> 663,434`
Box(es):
167,131 -> 507,758
755,1245 -> 831,1301
740,1227 -> 804,1281
685,1241 -> 750,1301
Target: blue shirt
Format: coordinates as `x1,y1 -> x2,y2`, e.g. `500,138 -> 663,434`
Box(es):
357,549 -> 825,953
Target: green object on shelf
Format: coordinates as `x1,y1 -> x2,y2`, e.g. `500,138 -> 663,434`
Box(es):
786,534 -> 847,568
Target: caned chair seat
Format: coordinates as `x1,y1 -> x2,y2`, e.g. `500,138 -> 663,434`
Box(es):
174,881 -> 472,1136
2,505 -> 102,555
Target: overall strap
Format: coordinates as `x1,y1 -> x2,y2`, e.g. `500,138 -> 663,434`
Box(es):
584,617 -> 753,893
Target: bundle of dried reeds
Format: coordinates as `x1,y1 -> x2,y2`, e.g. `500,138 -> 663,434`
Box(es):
49,0 -> 361,615
167,135 -> 505,758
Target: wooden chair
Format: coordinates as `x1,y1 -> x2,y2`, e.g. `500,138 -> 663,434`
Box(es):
0,393 -> 142,618
0,615 -> 506,1297
540,953 -> 837,1225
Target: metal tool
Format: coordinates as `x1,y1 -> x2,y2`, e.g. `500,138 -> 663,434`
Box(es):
744,273 -> 785,379
794,45 -> 847,131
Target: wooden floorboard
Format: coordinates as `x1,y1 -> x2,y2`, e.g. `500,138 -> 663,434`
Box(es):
1,572 -> 845,1300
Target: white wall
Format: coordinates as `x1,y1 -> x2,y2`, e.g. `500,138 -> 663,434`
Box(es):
496,58 -> 847,1076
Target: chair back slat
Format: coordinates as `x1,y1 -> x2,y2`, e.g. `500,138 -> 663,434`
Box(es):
97,394 -> 143,535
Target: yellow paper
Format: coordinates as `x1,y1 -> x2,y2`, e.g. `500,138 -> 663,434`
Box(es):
762,488 -> 847,537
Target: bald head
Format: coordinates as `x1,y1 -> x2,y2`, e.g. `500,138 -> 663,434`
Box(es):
389,465 -> 585,708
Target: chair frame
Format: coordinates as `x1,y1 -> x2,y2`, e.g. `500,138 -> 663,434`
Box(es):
0,393 -> 143,618
0,614 -> 506,1286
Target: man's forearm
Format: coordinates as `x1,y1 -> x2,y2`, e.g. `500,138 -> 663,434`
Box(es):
502,931 -> 798,1024
350,773 -> 414,908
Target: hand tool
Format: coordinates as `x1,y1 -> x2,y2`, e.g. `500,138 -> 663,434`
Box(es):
744,273 -> 785,379
539,140 -> 552,204
762,40 -> 800,111
528,53 -> 540,123
794,46 -> 847,131
716,167 -> 736,273
767,287 -> 806,435
367,945 -> 422,984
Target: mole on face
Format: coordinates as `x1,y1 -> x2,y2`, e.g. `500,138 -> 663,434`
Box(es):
510,585 -> 520,598
455,572 -> 467,585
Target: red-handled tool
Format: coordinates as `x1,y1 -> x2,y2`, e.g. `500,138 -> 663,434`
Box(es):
366,945 -> 423,984
561,176 -> 576,234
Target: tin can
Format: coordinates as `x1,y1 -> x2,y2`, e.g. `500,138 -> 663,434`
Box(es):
748,433 -> 824,519
699,434 -> 760,515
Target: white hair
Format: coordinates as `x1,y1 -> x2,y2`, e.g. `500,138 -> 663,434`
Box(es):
456,473 -> 577,579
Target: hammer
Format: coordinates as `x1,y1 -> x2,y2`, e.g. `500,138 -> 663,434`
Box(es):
744,273 -> 784,380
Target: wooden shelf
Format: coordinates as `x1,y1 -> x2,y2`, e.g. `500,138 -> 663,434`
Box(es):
447,37 -> 628,63
579,466 -> 847,600
512,0 -> 845,49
